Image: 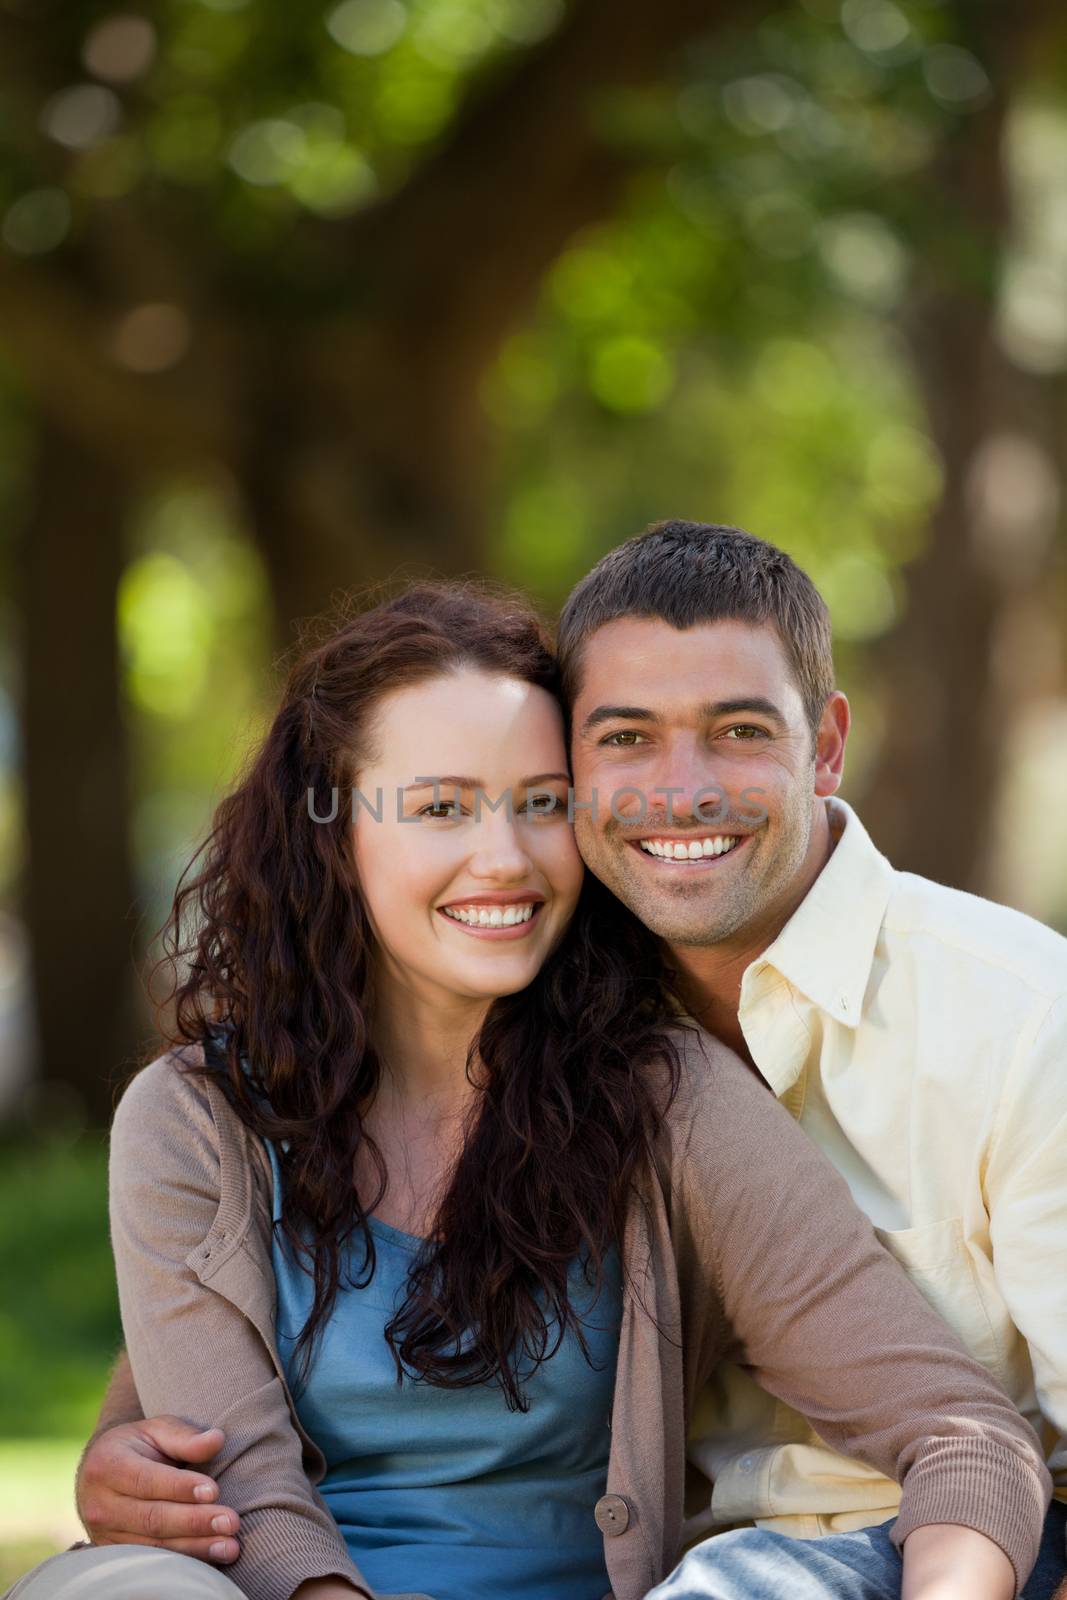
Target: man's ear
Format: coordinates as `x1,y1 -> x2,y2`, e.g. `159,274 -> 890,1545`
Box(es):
814,691 -> 850,797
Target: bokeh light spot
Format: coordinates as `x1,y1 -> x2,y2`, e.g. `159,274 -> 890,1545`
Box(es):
82,15 -> 157,84
112,305 -> 192,374
2,189 -> 72,255
41,85 -> 122,151
589,336 -> 674,414
327,0 -> 407,57
228,119 -> 306,186
840,0 -> 911,56
923,44 -> 990,108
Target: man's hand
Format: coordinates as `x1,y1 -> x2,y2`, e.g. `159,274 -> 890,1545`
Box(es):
75,1416 -> 241,1563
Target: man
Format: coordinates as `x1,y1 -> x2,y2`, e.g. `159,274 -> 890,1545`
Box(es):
555,522 -> 1067,1598
23,523 -> 1067,1597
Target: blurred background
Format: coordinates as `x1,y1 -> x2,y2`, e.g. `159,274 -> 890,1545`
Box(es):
1,0 -> 1065,1576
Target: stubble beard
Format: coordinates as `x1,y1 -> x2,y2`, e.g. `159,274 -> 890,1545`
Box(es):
583,799 -> 816,951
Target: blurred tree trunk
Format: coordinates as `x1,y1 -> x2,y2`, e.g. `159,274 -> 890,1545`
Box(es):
19,422 -> 138,1124
859,6 -> 1061,892
240,329 -> 490,645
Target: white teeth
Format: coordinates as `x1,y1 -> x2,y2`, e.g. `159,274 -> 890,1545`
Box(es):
638,836 -> 741,861
442,903 -> 537,926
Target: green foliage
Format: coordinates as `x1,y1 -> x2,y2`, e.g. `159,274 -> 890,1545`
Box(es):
4,0 -> 561,285
482,0 -> 988,616
119,482 -> 274,938
0,1133 -> 117,1438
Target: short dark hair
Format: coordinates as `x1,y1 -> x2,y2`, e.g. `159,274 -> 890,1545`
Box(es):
557,520 -> 834,734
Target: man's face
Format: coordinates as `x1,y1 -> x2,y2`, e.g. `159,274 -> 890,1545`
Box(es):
569,617 -> 841,948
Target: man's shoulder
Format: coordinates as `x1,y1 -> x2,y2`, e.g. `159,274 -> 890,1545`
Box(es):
882,869 -> 1067,1001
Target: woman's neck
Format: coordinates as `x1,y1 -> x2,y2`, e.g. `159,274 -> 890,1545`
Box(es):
369,965 -> 489,1114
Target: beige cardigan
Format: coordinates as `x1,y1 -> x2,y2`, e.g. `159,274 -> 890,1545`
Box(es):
107,1026 -> 1050,1600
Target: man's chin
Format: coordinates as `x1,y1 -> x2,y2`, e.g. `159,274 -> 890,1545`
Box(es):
616,890 -> 736,946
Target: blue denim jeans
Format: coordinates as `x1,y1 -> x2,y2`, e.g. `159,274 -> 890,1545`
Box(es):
647,1502 -> 1067,1600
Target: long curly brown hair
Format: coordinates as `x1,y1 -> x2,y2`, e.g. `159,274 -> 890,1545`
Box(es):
152,579 -> 681,1410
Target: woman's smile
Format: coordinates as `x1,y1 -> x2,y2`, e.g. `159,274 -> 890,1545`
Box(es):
437,891 -> 545,939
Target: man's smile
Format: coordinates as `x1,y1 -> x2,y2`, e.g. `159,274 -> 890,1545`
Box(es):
624,833 -> 752,867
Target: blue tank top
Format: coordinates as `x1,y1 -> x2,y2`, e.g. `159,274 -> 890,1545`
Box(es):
264,1137 -> 620,1600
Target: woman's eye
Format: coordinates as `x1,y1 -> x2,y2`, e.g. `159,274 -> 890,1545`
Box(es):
418,802 -> 463,819
602,730 -> 645,747
521,793 -> 562,815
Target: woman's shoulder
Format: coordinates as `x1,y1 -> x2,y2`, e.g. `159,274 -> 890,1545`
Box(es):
111,1041 -> 273,1243
114,1041 -> 210,1127
659,1017 -> 771,1111
654,1018 -> 804,1167
111,1041 -> 250,1180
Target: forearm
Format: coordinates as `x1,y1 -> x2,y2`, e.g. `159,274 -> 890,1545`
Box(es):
902,1524 -> 1016,1600
88,1347 -> 143,1440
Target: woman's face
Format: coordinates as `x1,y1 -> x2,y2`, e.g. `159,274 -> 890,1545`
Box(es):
351,668 -> 584,1007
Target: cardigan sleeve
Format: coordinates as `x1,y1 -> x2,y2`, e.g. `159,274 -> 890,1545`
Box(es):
109,1054 -> 377,1600
668,1028 -> 1051,1597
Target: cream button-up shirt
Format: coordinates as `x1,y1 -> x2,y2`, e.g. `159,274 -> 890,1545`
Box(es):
685,796 -> 1067,1542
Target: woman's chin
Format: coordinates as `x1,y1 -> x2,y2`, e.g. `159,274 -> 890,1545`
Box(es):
443,955 -> 546,1002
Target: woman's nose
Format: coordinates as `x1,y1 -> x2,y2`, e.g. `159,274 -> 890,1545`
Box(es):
468,817 -> 534,879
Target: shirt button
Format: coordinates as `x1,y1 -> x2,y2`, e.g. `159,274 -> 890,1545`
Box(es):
739,1455 -> 755,1472
594,1494 -> 630,1535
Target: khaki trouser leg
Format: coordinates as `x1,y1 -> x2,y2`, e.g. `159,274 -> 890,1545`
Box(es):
2,1544 -> 245,1600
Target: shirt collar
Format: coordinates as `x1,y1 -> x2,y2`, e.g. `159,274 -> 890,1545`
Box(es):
750,798 -> 895,1029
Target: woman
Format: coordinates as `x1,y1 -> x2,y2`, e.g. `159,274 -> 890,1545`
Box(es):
8,581 -> 1049,1600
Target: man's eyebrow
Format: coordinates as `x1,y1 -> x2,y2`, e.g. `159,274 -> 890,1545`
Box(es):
579,698 -> 788,737
699,697 -> 787,725
579,706 -> 663,735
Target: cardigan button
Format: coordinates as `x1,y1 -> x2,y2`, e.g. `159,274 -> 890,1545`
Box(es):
594,1494 -> 630,1535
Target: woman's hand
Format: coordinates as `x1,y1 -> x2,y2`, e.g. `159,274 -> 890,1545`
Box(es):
902,1524 -> 1016,1600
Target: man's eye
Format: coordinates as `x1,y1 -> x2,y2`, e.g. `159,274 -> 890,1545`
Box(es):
602,730 -> 646,747
721,725 -> 766,741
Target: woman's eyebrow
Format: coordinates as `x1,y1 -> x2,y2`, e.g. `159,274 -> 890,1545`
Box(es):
403,771 -> 570,792
404,775 -> 482,792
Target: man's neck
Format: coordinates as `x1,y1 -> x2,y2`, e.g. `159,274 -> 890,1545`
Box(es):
668,941 -> 764,1067
666,800 -> 839,1063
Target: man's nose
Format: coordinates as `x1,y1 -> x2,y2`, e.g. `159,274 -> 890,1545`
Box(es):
640,745 -> 724,823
